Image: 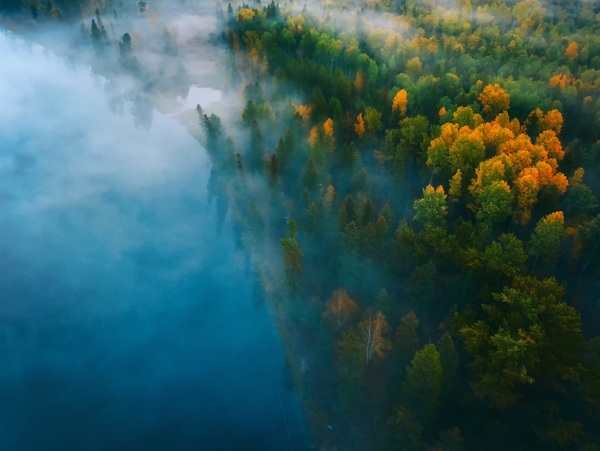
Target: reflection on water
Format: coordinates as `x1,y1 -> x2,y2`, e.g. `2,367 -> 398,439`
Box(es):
0,30 -> 307,450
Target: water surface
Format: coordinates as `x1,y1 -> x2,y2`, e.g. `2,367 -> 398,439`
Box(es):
0,30 -> 305,450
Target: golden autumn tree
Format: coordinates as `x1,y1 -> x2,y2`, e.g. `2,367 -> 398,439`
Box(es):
354,113 -> 366,139
294,104 -> 312,121
323,117 -> 335,150
479,83 -> 510,118
565,42 -> 579,60
323,118 -> 334,138
537,130 -> 565,160
540,109 -> 564,135
392,89 -> 408,116
237,8 -> 255,20
514,167 -> 540,224
549,73 -> 571,89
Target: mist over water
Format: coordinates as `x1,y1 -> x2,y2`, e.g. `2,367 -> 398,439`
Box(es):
0,29 -> 306,450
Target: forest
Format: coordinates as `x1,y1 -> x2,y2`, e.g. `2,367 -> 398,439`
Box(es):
2,0 -> 600,449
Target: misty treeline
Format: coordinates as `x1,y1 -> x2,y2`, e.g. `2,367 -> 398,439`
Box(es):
2,0 -> 600,449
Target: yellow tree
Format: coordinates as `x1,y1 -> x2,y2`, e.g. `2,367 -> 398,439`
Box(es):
354,113 -> 366,139
392,89 -> 408,116
540,109 -> 563,134
514,167 -> 540,224
479,83 -> 510,118
565,42 -> 579,60
537,130 -> 564,160
323,118 -> 334,138
323,117 -> 335,150
294,104 -> 312,121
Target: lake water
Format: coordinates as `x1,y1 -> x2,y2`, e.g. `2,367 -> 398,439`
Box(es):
0,30 -> 307,450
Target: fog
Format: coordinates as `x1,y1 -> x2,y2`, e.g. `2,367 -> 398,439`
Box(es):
0,27 -> 307,450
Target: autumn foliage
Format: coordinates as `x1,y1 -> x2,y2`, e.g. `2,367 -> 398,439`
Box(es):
392,89 -> 408,116
479,83 -> 510,117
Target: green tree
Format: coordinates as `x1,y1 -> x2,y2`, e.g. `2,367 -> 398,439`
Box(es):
387,407 -> 423,451
394,311 -> 421,374
528,211 -> 564,269
449,133 -> 486,175
401,344 -> 443,424
364,107 -> 383,135
475,180 -> 514,226
460,277 -> 583,409
413,185 -> 448,229
564,184 -> 599,217
280,220 -> 303,285
482,234 -> 527,279
337,328 -> 366,412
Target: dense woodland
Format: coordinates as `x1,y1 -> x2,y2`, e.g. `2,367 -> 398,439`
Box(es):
2,0 -> 600,449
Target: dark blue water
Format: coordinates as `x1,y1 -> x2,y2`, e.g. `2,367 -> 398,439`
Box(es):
0,31 -> 307,450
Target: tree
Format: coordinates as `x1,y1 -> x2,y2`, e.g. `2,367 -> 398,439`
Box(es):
364,107 -> 383,135
302,159 -> 318,191
475,180 -> 514,226
514,168 -> 540,225
449,132 -> 486,175
413,185 -> 448,229
449,170 -> 462,200
323,289 -> 359,330
479,83 -> 510,118
269,153 -> 279,179
460,276 -> 583,409
354,69 -> 364,91
354,112 -> 366,139
564,42 -> 578,60
337,328 -> 366,412
394,311 -> 421,372
387,407 -> 423,451
452,106 -> 483,129
529,211 -> 564,269
401,344 -> 443,423
564,184 -> 599,218
358,310 -> 391,363
482,234 -> 527,279
392,89 -> 408,116
119,33 -> 132,59
280,220 -> 303,282
339,195 -> 356,225
90,19 -> 103,49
